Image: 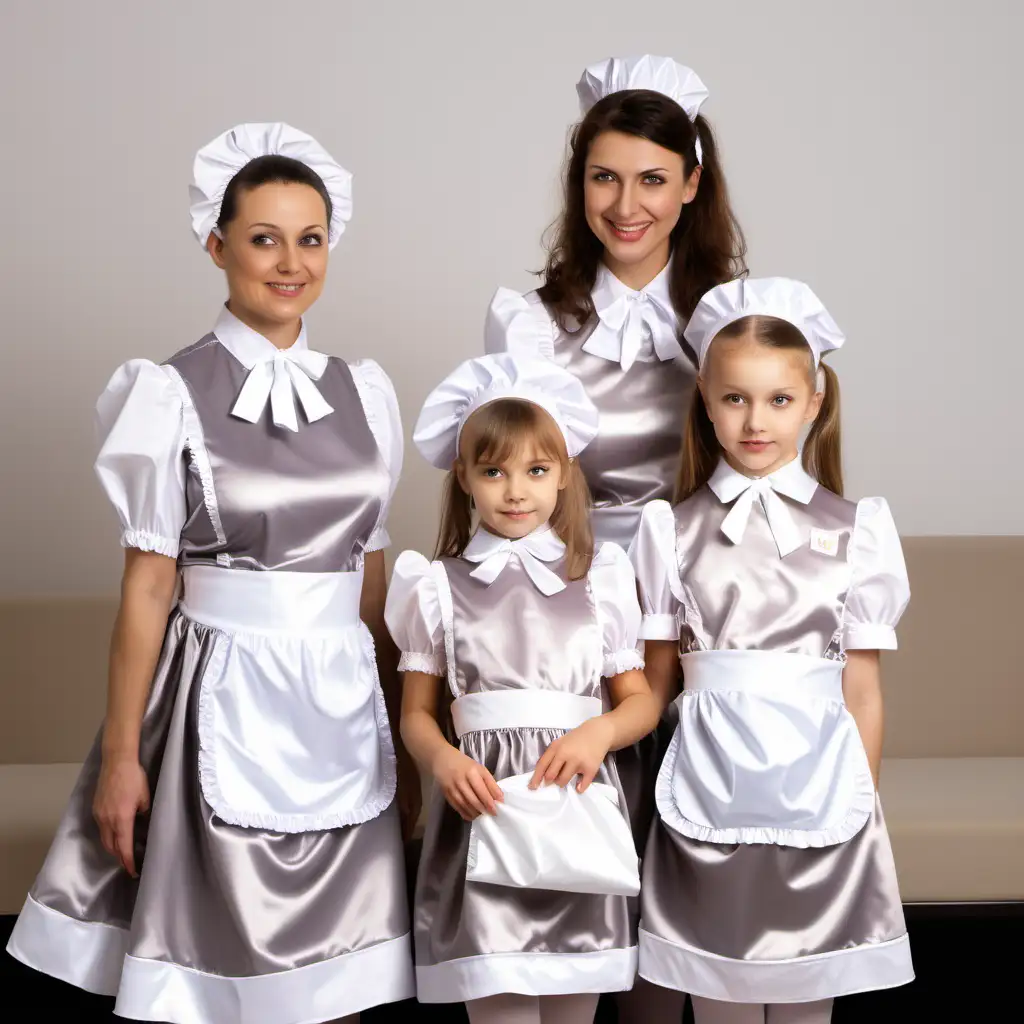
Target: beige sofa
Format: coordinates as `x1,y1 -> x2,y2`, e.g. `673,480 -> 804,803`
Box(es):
2,537 -> 1022,913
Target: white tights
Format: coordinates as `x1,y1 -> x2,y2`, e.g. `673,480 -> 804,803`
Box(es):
691,996 -> 834,1024
465,992 -> 601,1024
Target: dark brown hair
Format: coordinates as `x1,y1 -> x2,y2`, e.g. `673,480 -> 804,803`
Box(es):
434,399 -> 594,579
538,90 -> 747,329
675,316 -> 843,501
217,155 -> 332,234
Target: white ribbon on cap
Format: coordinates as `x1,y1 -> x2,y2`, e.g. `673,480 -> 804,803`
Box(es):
464,529 -> 567,596
720,477 -> 803,558
231,349 -> 334,432
585,289 -> 680,372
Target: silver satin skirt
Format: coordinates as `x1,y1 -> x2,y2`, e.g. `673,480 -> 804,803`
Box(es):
414,725 -> 637,1003
638,798 -> 914,1003
7,610 -> 413,1024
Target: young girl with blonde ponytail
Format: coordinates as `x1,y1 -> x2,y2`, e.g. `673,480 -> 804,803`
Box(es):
631,278 -> 914,1024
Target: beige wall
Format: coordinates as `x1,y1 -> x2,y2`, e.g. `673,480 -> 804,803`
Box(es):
1,2 -> 1022,601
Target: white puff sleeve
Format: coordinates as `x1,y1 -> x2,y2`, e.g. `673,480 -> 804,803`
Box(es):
590,542 -> 645,677
842,497 -> 910,651
94,359 -> 188,558
351,359 -> 404,552
483,287 -> 557,359
385,551 -> 447,677
629,500 -> 685,641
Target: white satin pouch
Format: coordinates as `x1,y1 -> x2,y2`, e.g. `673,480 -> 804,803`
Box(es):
181,565 -> 396,833
656,650 -> 874,848
466,773 -> 640,896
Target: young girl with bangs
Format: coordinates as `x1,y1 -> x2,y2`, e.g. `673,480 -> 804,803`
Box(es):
632,279 -> 914,1023
385,354 -> 660,1024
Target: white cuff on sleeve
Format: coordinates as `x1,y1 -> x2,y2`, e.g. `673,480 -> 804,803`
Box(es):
842,623 -> 898,651
639,613 -> 680,642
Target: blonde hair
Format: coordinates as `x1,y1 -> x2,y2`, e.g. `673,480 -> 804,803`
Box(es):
434,399 -> 594,580
675,315 -> 843,502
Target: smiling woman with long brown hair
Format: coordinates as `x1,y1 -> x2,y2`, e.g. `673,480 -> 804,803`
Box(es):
7,122 -> 417,1024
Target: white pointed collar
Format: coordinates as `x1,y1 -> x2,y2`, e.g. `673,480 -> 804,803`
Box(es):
582,262 -> 681,371
213,306 -> 334,432
214,305 -> 312,368
463,524 -> 567,596
707,457 -> 818,558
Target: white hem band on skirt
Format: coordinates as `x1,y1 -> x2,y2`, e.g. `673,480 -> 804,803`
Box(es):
416,945 -> 638,1003
8,894 -> 415,1024
638,926 -> 914,1003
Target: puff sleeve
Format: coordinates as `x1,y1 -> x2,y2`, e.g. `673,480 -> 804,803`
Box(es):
94,359 -> 188,558
629,500 -> 685,641
842,497 -> 911,651
589,542 -> 645,677
483,287 -> 558,359
384,551 -> 447,677
351,359 -> 404,552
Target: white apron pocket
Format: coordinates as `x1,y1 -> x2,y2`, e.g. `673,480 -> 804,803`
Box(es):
466,772 -> 640,896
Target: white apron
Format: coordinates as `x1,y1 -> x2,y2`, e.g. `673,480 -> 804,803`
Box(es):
655,649 -> 875,848
181,565 -> 396,833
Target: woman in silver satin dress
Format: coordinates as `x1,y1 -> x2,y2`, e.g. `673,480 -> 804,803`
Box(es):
486,55 -> 748,1019
387,354 -> 661,1024
6,123 -> 417,1024
632,279 -> 914,1023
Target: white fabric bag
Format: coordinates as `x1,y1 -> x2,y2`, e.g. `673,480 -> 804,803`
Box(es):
466,772 -> 640,896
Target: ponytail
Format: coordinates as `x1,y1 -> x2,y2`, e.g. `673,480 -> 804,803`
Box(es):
803,360 -> 843,496
674,382 -> 719,503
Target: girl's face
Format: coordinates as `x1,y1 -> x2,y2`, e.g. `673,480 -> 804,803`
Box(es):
207,181 -> 329,335
699,336 -> 824,478
456,419 -> 566,541
584,130 -> 698,283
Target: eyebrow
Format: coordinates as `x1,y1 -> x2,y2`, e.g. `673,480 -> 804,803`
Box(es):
247,222 -> 326,232
589,164 -> 671,175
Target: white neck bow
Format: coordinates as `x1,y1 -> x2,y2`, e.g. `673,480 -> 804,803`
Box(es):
710,461 -> 818,558
584,283 -> 679,372
464,528 -> 567,596
231,348 -> 334,432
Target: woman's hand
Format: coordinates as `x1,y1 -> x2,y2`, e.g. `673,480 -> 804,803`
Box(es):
431,746 -> 503,821
93,756 -> 150,877
529,716 -> 615,793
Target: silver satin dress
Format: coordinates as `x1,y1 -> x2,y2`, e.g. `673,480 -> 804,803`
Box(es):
632,478 -> 914,1004
6,318 -> 414,1024
386,546 -> 643,1003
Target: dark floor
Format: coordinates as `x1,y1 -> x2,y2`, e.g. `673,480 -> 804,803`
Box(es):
3,904 -> 1018,1021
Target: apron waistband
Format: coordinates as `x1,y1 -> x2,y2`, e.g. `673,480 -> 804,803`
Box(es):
452,691 -> 602,739
680,650 -> 845,703
180,565 -> 364,636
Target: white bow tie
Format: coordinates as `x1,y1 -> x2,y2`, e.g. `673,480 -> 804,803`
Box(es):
465,530 -> 566,596
720,477 -> 803,558
583,290 -> 679,371
231,348 -> 334,432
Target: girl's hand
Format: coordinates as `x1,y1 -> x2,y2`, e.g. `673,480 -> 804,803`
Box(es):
93,756 -> 150,877
530,716 -> 615,793
431,746 -> 503,821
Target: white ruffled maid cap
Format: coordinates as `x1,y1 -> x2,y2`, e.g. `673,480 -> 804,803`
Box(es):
189,122 -> 353,249
577,54 -> 709,162
413,353 -> 600,470
684,277 -> 846,370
